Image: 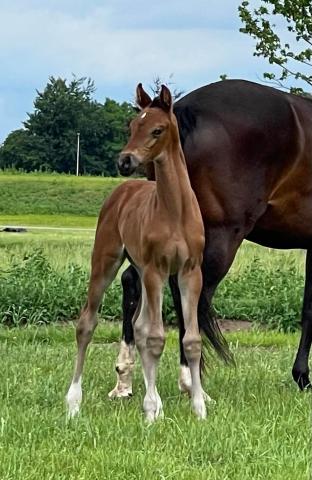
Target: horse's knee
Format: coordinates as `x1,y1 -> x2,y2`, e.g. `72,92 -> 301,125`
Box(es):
183,333 -> 201,363
146,334 -> 165,358
134,322 -> 165,358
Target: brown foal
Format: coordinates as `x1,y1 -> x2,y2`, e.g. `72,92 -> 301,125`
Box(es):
66,84 -> 206,421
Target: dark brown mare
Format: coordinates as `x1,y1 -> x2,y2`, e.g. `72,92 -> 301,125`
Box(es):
67,85 -> 211,421
111,79 -> 312,399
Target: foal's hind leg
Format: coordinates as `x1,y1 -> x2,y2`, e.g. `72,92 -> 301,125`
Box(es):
66,241 -> 124,417
108,265 -> 141,398
179,266 -> 206,419
292,248 -> 312,390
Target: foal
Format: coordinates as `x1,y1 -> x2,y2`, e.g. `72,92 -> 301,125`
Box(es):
66,84 -> 206,421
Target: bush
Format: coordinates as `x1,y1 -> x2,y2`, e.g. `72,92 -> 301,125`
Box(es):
214,256 -> 304,332
0,250 -> 88,325
0,249 -> 305,331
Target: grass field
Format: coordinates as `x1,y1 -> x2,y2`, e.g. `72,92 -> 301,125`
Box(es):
0,171 -> 123,217
0,324 -> 310,480
0,172 -> 311,478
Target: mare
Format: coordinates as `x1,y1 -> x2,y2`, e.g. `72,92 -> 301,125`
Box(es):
112,79 -> 312,399
66,84 -> 210,422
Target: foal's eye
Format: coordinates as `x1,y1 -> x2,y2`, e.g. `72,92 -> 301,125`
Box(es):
152,128 -> 163,137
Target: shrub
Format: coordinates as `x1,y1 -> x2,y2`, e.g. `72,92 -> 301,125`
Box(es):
0,249 -> 305,331
0,250 -> 88,325
214,256 -> 304,332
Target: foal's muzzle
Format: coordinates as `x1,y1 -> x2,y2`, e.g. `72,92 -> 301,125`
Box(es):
117,153 -> 139,177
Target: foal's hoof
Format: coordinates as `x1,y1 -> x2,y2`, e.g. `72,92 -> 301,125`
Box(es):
144,393 -> 163,423
108,385 -> 133,399
202,390 -> 216,405
67,403 -> 80,419
145,407 -> 164,424
66,383 -> 82,418
193,398 -> 207,420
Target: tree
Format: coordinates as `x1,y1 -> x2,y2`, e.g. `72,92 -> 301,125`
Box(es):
0,76 -> 135,175
0,129 -> 47,171
239,0 -> 312,93
24,76 -> 97,173
78,99 -> 134,176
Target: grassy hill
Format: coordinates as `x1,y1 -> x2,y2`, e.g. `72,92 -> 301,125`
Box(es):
0,172 -> 123,218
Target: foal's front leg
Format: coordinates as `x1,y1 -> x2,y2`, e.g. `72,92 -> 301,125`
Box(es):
134,268 -> 165,422
66,247 -> 123,417
179,266 -> 206,419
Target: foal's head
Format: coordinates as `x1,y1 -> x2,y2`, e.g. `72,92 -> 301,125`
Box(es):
118,84 -> 178,176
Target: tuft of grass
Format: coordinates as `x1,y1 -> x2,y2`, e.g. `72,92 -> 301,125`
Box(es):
0,326 -> 310,479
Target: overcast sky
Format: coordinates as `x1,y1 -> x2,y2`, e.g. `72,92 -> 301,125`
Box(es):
0,0 -> 274,142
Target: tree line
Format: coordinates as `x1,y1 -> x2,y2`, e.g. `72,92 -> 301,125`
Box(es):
0,76 -> 135,176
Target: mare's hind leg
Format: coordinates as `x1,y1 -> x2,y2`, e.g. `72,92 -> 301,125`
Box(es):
179,266 -> 206,419
134,268 -> 165,422
108,265 -> 141,398
292,248 -> 312,390
66,240 -> 124,417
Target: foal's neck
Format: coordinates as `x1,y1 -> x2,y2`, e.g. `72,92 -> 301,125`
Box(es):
154,134 -> 193,222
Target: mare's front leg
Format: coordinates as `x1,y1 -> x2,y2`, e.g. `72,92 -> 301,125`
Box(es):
179,266 -> 206,419
134,267 -> 165,422
292,248 -> 312,390
108,265 -> 141,398
66,237 -> 124,417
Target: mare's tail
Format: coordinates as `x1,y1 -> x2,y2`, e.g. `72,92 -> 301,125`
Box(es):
197,284 -> 234,373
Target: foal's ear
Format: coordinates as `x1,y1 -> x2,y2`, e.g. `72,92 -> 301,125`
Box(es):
136,83 -> 152,109
159,84 -> 172,112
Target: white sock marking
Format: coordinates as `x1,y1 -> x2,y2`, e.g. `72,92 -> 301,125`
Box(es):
66,377 -> 82,418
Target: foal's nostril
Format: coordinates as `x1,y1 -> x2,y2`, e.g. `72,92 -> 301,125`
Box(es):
118,154 -> 136,176
121,155 -> 131,169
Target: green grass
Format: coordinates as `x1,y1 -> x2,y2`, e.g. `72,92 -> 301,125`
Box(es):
0,230 -> 94,270
0,171 -> 123,217
0,325 -> 310,479
0,214 -> 97,228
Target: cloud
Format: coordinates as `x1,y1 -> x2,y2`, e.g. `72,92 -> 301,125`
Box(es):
0,1 -> 270,141
0,3 -> 264,84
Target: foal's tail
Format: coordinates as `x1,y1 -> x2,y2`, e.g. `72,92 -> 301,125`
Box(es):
198,273 -> 234,371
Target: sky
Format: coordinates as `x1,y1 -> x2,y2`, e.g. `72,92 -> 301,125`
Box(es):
0,0 -> 276,142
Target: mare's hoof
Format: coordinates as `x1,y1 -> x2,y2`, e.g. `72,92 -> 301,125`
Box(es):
108,386 -> 133,399
292,369 -> 311,391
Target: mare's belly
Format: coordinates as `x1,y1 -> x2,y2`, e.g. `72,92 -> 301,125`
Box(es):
251,192 -> 312,248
